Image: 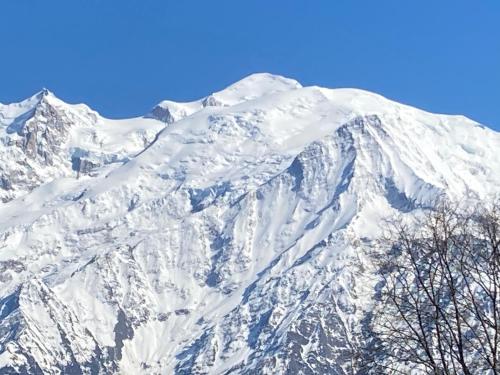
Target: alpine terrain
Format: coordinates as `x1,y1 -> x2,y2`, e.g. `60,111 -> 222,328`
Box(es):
0,73 -> 499,374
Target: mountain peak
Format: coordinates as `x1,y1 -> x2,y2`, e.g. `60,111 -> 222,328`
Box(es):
28,88 -> 57,105
0,89 -> 61,120
147,73 -> 302,123
0,89 -> 68,129
224,72 -> 302,90
39,87 -> 51,97
209,72 -> 302,105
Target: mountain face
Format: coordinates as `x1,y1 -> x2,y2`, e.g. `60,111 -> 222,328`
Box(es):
0,73 -> 499,374
0,90 -> 164,203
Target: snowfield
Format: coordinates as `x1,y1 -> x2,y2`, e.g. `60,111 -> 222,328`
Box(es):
0,73 -> 499,374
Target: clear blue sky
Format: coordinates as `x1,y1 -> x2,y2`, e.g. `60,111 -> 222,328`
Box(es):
1,1 -> 499,130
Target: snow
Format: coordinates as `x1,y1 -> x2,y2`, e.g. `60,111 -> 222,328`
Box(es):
147,73 -> 301,125
0,73 -> 499,374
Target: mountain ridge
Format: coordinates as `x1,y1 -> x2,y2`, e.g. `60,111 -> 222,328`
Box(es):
0,74 -> 499,374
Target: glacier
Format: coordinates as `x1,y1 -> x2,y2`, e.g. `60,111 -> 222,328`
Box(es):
0,73 -> 499,374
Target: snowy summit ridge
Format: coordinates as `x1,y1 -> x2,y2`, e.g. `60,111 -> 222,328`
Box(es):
147,73 -> 302,124
0,73 -> 499,374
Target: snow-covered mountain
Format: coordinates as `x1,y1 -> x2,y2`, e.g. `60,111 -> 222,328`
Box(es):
0,73 -> 499,374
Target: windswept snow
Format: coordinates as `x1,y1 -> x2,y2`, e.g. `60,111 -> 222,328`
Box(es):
0,73 -> 499,374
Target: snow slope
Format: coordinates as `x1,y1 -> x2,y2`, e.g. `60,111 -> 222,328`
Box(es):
0,73 -> 499,374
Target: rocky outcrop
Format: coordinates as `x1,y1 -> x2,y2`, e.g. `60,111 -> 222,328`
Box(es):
15,92 -> 70,164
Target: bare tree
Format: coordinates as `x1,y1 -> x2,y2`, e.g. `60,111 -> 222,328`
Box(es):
366,200 -> 500,374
